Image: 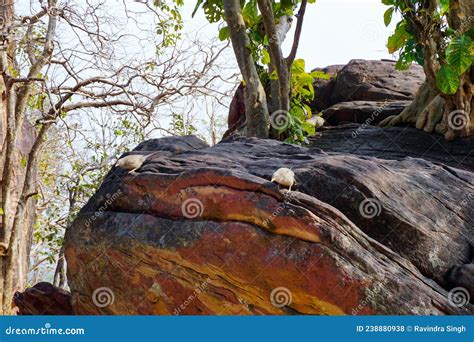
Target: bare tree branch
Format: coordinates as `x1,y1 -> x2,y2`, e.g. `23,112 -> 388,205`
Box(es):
286,0 -> 308,68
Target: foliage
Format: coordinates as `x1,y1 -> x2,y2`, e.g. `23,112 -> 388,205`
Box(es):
383,0 -> 474,95
153,0 -> 185,50
193,0 -> 320,144
284,59 -> 328,143
10,0 -> 237,289
169,112 -> 198,136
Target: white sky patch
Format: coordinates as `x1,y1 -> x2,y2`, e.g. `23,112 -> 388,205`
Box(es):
180,0 -> 401,68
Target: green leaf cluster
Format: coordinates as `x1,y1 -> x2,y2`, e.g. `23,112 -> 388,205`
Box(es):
154,0 -> 185,51
169,112 -> 198,136
436,35 -> 473,94
383,0 -> 474,95
281,59 -> 328,144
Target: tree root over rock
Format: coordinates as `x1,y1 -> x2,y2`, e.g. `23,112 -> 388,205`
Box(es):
380,81 -> 473,140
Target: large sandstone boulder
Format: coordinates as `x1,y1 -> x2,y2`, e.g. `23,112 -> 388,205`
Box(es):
312,124 -> 473,171
329,59 -> 424,104
311,60 -> 425,126
321,100 -> 411,126
310,64 -> 344,112
305,126 -> 474,285
60,132 -> 473,315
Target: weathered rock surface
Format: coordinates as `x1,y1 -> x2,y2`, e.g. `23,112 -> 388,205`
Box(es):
310,65 -> 344,112
63,132 -> 473,315
13,282 -> 72,315
310,60 -> 425,126
303,127 -> 474,286
446,263 -> 474,301
322,100 -> 411,126
225,83 -> 245,139
330,59 -> 424,104
312,124 -> 473,171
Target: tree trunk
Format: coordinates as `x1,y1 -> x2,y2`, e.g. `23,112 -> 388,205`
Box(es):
440,69 -> 473,140
379,81 -> 443,131
0,0 -> 40,314
53,246 -> 66,288
380,73 -> 473,140
257,0 -> 290,113
380,0 -> 473,140
223,0 -> 269,139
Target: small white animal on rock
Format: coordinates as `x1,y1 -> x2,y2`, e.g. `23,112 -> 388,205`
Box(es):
116,154 -> 148,173
306,115 -> 325,128
271,167 -> 295,191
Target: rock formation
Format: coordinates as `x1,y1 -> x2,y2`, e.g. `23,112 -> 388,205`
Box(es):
14,282 -> 73,315
55,131 -> 474,315
311,59 -> 425,126
226,60 -> 425,132
224,83 -> 246,138
313,124 -> 473,171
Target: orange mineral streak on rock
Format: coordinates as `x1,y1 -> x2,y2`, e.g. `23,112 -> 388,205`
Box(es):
118,172 -> 322,243
64,168 -> 379,315
67,215 -> 367,315
171,225 -> 357,315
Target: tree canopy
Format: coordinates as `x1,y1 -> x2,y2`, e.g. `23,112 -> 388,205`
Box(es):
193,0 -> 325,143
381,0 -> 473,140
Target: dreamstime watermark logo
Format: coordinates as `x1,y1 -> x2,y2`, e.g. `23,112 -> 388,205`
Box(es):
447,192 -> 473,222
351,279 -> 385,315
84,190 -> 123,227
269,110 -> 291,131
92,287 -> 115,308
360,21 -> 381,41
359,198 -> 382,219
447,110 -> 469,131
262,191 -> 296,227
270,287 -> 292,308
181,198 -> 204,219
448,287 -> 470,308
0,15 -> 5,30
352,102 -> 389,138
461,16 -> 474,31
173,278 -> 210,315
268,33 -> 279,44
4,323 -> 85,336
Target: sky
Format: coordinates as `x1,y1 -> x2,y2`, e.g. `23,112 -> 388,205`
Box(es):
180,0 -> 400,69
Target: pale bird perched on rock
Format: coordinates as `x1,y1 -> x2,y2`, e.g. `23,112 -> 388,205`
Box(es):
271,167 -> 295,191
116,154 -> 148,173
306,116 -> 325,128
